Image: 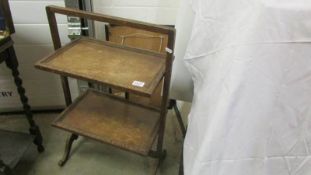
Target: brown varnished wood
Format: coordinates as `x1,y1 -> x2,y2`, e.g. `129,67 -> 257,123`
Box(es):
156,30 -> 175,153
107,25 -> 168,108
128,80 -> 163,108
52,90 -> 161,155
46,5 -> 173,35
35,38 -> 166,97
104,27 -> 176,158
107,25 -> 168,53
42,6 -> 176,169
46,5 -> 174,51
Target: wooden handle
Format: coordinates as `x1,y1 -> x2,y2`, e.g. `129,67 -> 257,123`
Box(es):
46,5 -> 175,35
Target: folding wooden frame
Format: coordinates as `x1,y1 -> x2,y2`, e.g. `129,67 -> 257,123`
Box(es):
41,5 -> 176,172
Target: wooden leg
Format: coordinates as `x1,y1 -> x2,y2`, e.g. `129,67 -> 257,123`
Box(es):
168,99 -> 186,137
87,82 -> 94,88
0,160 -> 13,175
172,100 -> 186,138
125,92 -> 129,100
178,149 -> 184,175
58,75 -> 76,167
148,100 -> 186,174
148,149 -> 166,160
58,134 -> 78,167
168,99 -> 186,174
148,149 -> 167,175
172,101 -> 186,175
5,46 -> 44,153
148,117 -> 167,174
148,98 -> 170,173
108,87 -> 112,94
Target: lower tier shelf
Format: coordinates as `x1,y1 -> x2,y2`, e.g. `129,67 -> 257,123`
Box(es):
52,90 -> 161,155
0,129 -> 34,168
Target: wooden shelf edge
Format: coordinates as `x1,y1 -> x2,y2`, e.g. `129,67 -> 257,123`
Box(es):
34,37 -> 166,97
51,89 -> 161,155
52,118 -> 160,156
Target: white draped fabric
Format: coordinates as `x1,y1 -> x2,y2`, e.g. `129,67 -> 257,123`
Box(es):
183,0 -> 311,174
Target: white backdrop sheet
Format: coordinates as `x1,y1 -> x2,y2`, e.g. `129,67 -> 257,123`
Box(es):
182,0 -> 311,174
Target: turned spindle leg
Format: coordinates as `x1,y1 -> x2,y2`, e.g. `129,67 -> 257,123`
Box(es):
5,46 -> 44,153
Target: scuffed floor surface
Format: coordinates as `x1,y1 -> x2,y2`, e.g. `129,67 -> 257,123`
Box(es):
0,111 -> 183,175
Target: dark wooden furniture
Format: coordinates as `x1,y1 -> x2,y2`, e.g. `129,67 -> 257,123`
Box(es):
35,6 -> 175,173
0,38 -> 44,152
0,1 -> 44,174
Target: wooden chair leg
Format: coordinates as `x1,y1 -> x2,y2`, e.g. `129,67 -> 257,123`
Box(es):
5,46 -> 44,153
58,134 -> 79,166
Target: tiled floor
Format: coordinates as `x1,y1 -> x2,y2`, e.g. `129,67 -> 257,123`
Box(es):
0,109 -> 185,175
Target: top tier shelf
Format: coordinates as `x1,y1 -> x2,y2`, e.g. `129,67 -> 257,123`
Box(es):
35,38 -> 166,97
